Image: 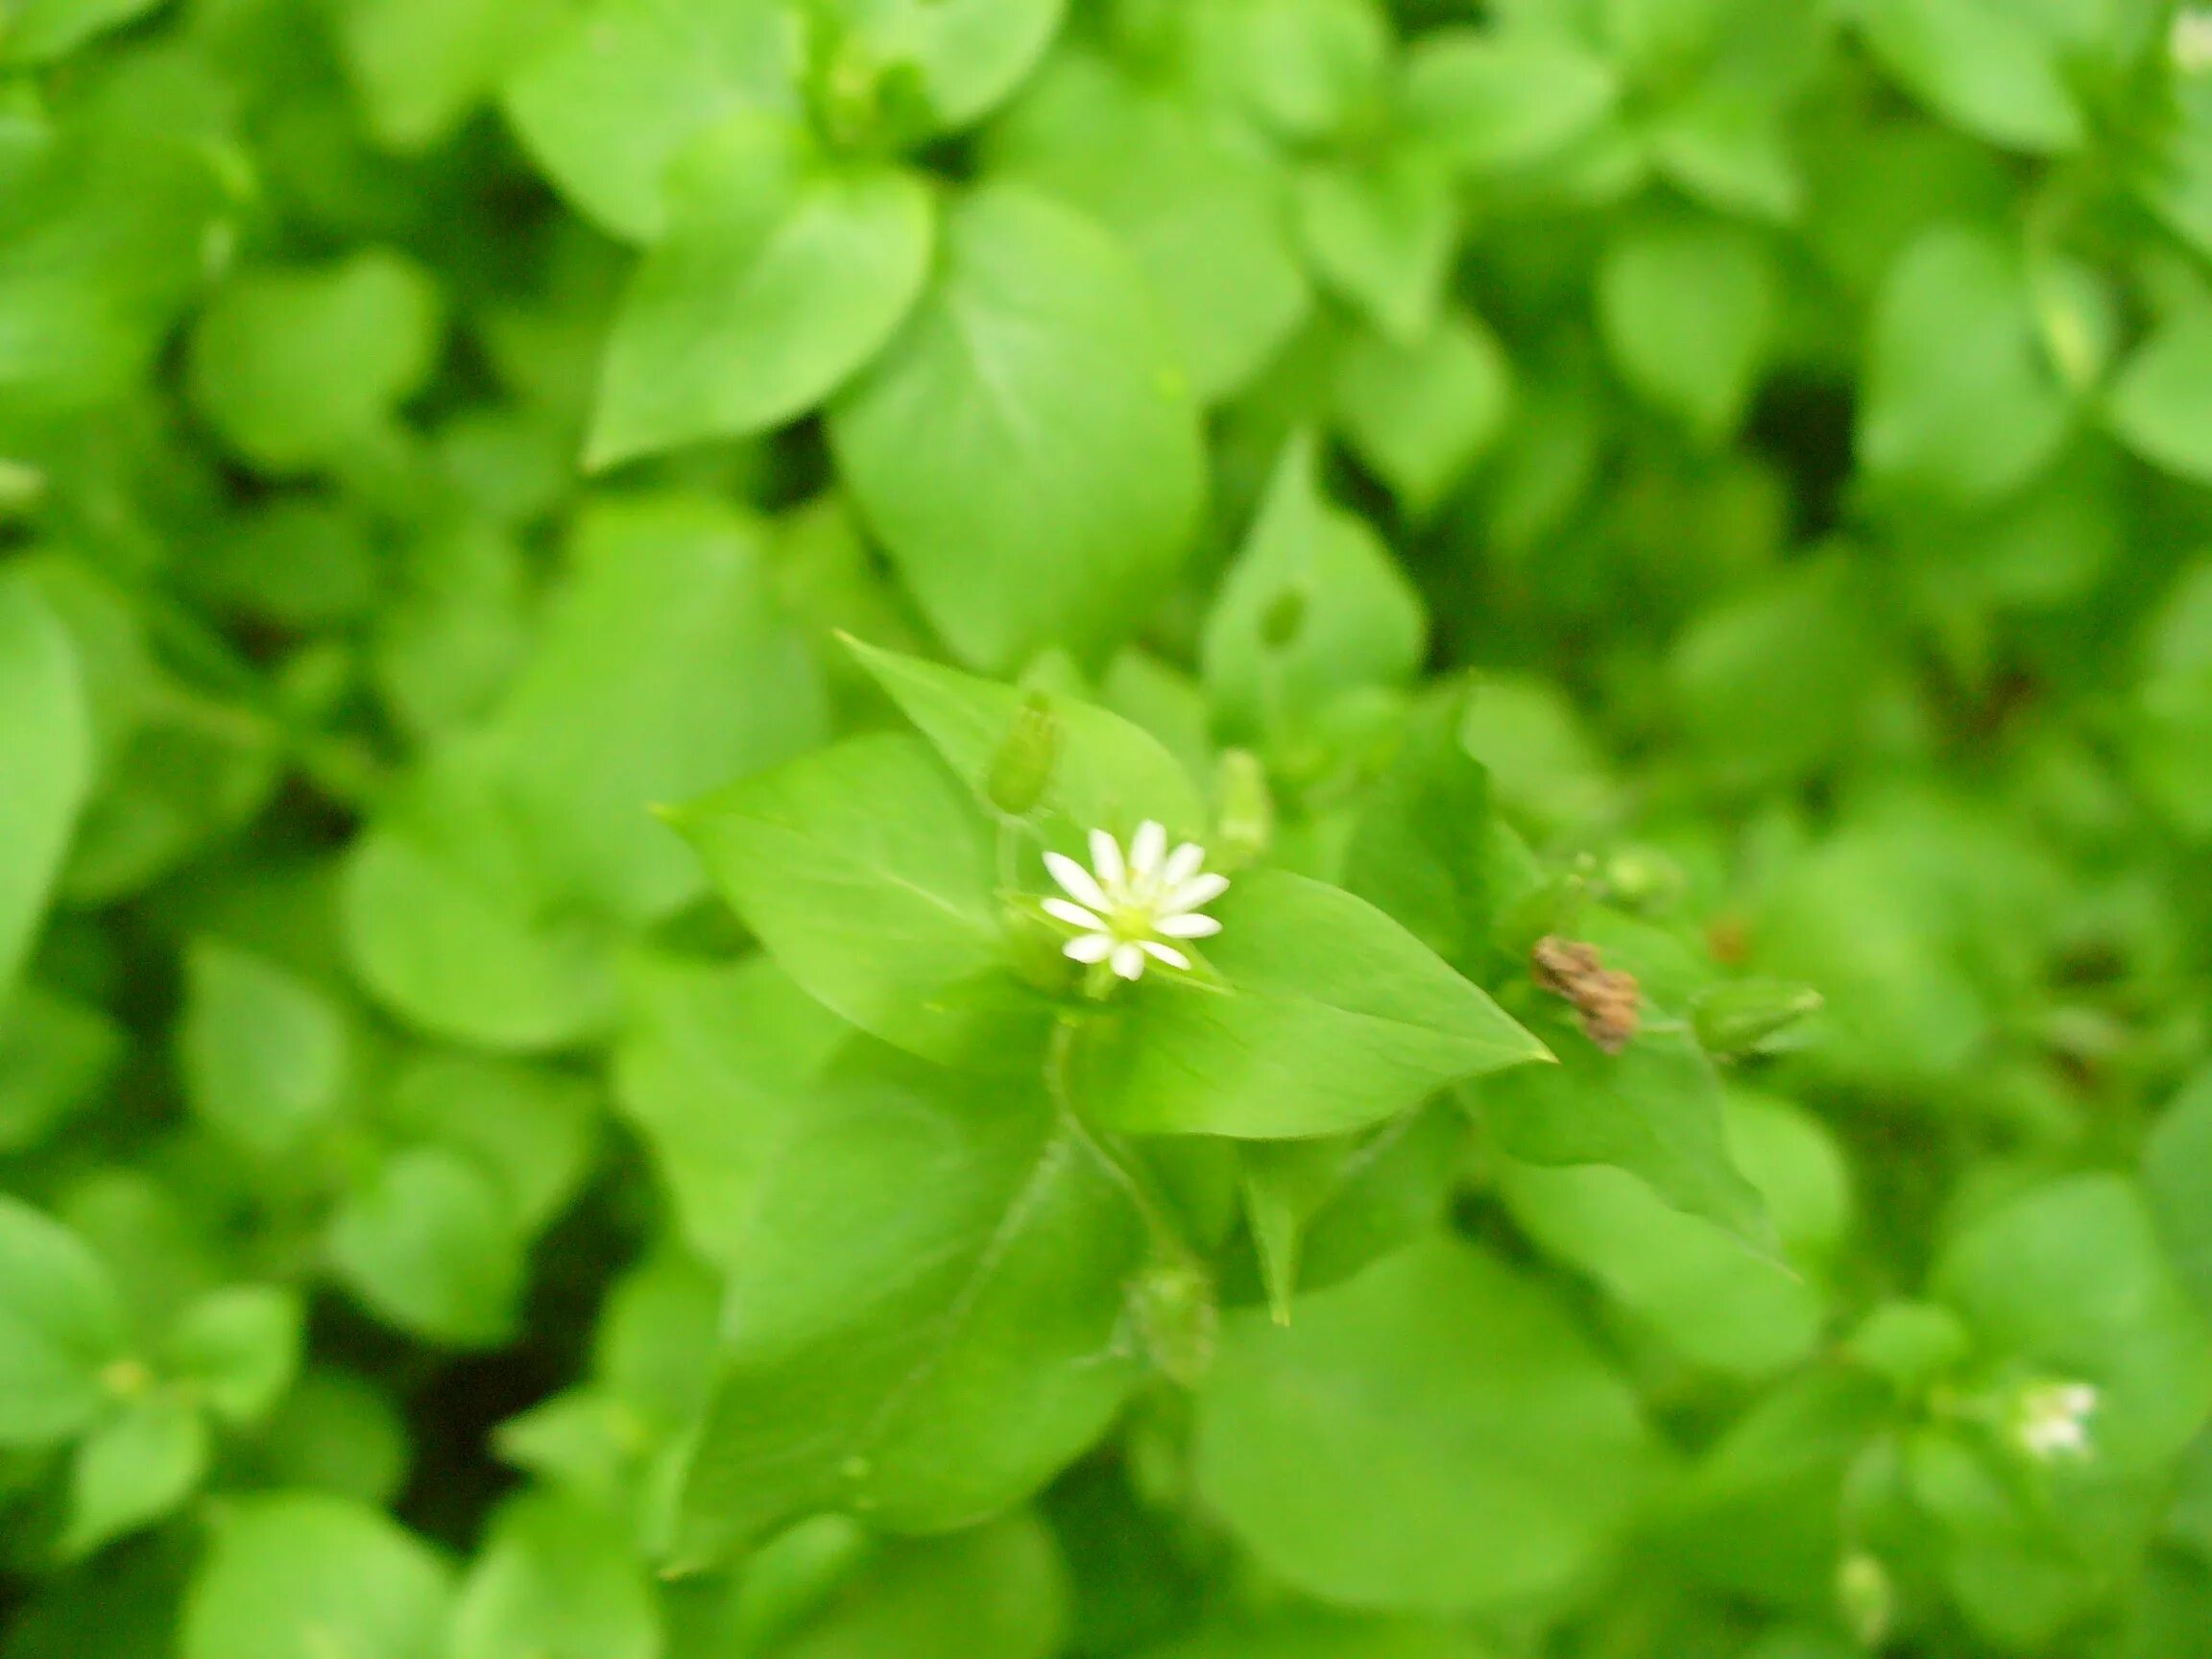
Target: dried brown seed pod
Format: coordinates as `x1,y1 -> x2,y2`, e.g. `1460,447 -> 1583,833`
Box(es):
1530,935 -> 1642,1054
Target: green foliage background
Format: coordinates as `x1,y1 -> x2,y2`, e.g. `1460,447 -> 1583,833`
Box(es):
5,0 -> 2212,1655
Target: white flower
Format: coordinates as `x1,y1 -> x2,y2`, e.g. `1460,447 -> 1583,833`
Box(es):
1043,821 -> 1228,982
2013,1380 -> 2099,1461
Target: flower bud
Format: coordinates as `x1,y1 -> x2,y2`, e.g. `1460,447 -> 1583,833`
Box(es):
1692,977 -> 1824,1057
1213,749 -> 1274,869
985,691 -> 1060,817
1837,1551 -> 1894,1648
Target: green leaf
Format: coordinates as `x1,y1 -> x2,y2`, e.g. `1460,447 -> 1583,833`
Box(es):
1859,223 -> 2072,504
1196,0 -> 1393,146
1405,29 -> 1621,175
1935,1174 -> 2212,1470
328,1146 -> 527,1348
382,1052 -> 599,1234
589,115 -> 934,466
1848,0 -> 2082,155
614,951 -> 852,1269
748,1510 -> 1068,1659
186,252 -> 444,474
1201,434 -> 1427,746
487,493 -> 830,923
1474,1015 -> 1775,1256
0,982 -> 119,1153
1295,146 -> 1458,348
502,0 -> 805,242
335,0 -> 554,152
179,940 -> 353,1158
837,0 -> 1068,133
847,637 -> 1208,839
829,185 -> 1206,672
2106,308 -> 2212,484
1143,1612 -> 1487,1659
452,1491 -> 661,1659
255,1369 -> 413,1507
672,733 -> 1044,1065
164,1286 -> 303,1427
1334,310 -> 1511,517
2147,1066 -> 2212,1317
61,1390 -> 208,1558
1658,1367 -> 1892,1607
1499,1092 -> 1844,1380
1339,691 -> 1492,975
1597,216 -> 1777,442
181,1494 -> 454,1659
0,574 -> 89,1014
0,1194 -> 129,1447
1070,871 -> 1549,1139
0,0 -> 161,63
342,753 -> 617,1052
1666,553 -> 1880,793
1646,86 -> 1804,224
989,49 -> 1310,401
1196,1236 -> 1664,1611
674,1039 -> 1146,1562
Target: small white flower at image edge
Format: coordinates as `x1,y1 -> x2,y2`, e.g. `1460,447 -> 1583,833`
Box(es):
2013,1380 -> 2099,1462
1043,820 -> 1229,983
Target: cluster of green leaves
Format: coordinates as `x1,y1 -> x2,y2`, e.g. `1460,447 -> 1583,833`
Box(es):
7,0 -> 2212,1655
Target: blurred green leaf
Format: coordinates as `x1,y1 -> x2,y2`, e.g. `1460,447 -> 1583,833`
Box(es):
0,573 -> 89,1014
181,1494 -> 453,1659
1197,1236 -> 1664,1610
0,1195 -> 129,1448
830,186 -> 1204,671
589,114 -> 933,466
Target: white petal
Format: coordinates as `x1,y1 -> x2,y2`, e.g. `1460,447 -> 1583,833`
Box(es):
1111,941 -> 1146,980
1089,829 -> 1126,892
1140,939 -> 1190,970
1163,871 -> 1230,914
1065,932 -> 1115,963
1045,851 -> 1110,912
1129,820 -> 1167,881
1162,842 -> 1206,887
1155,912 -> 1221,938
1043,898 -> 1106,930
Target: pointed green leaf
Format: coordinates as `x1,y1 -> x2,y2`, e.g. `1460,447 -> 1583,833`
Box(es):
672,732 -> 1045,1064
1071,871 -> 1549,1139
0,573 -> 90,1014
675,1040 -> 1146,1561
62,1391 -> 208,1557
589,116 -> 934,466
846,637 -> 1207,838
0,1196 -> 129,1448
830,185 -> 1205,671
1406,30 -> 1621,175
502,0 -> 805,242
1202,434 -> 1426,745
1474,1013 -> 1776,1256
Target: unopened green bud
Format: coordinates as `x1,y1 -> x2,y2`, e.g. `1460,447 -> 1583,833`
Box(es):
0,458 -> 44,519
1691,977 -> 1823,1057
1132,1259 -> 1217,1387
1601,845 -> 1685,912
1836,1551 -> 1893,1648
985,691 -> 1060,817
1495,869 -> 1593,959
1213,749 -> 1274,869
